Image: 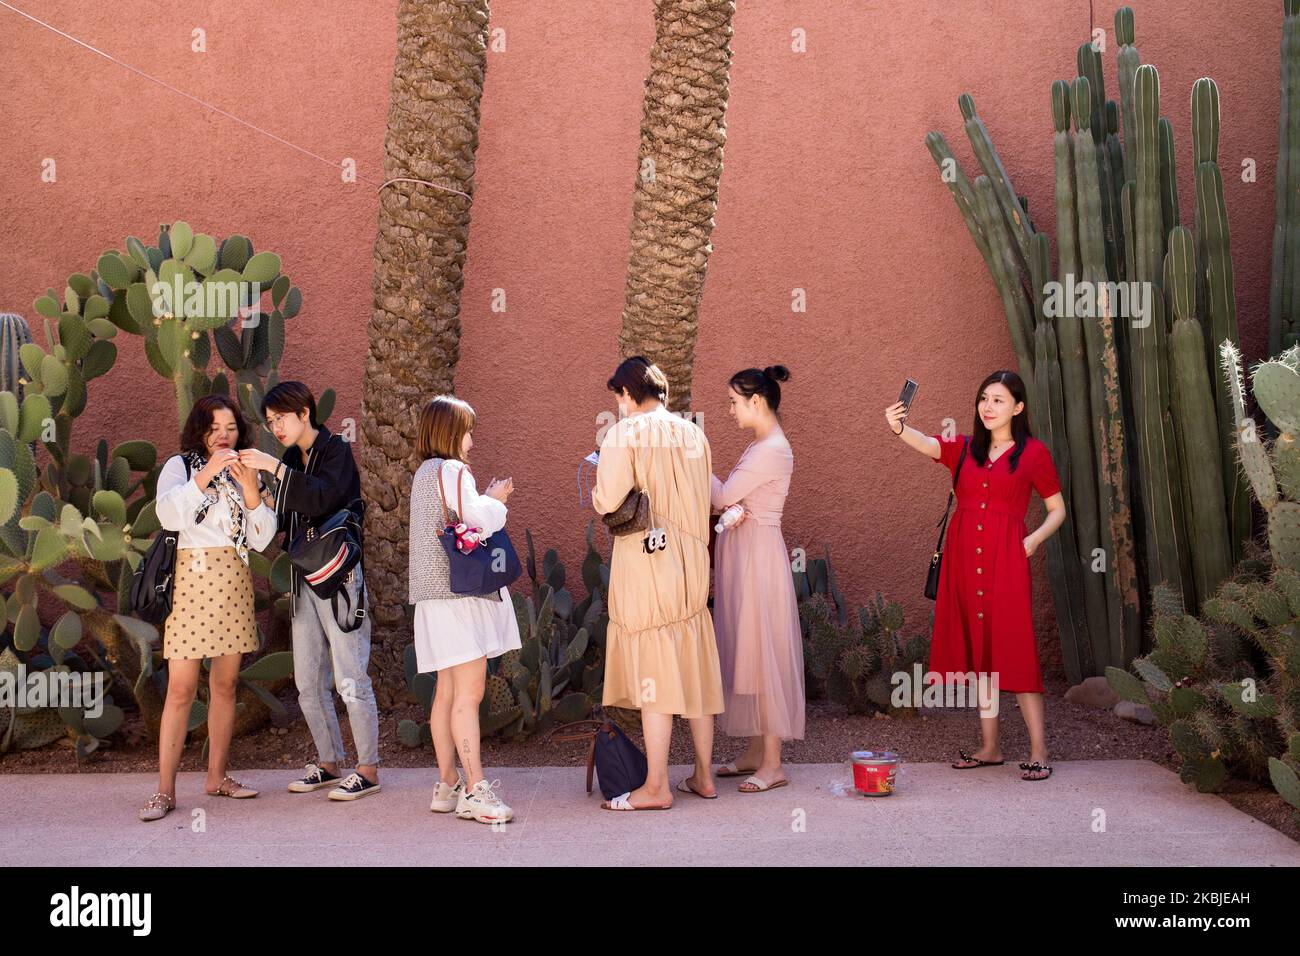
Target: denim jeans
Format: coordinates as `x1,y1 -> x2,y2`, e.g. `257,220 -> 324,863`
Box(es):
291,569 -> 380,768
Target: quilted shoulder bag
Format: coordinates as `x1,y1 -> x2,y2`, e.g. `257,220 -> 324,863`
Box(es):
600,444 -> 652,537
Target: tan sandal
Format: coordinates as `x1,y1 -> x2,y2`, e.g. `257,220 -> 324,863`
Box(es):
739,774 -> 789,793
206,775 -> 258,799
139,792 -> 176,822
715,761 -> 759,778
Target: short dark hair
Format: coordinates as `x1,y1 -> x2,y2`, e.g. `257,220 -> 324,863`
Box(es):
181,394 -> 256,456
262,381 -> 318,427
607,356 -> 669,405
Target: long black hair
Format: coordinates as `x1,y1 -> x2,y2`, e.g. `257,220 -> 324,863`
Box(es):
969,369 -> 1032,472
729,364 -> 790,415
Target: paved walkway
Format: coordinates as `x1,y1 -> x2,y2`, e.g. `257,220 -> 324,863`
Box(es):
3,760 -> 1296,866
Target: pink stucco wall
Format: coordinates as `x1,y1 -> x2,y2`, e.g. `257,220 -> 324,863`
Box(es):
0,1 -> 1284,677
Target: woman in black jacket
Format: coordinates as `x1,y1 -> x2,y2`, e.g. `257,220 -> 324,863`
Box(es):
239,382 -> 380,801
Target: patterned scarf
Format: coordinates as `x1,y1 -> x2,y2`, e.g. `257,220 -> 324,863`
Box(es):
185,450 -> 271,566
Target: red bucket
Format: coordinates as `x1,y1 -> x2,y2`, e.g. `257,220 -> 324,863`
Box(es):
851,750 -> 899,796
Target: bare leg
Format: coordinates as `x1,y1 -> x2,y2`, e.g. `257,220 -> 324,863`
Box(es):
430,668 -> 459,785
739,734 -> 786,791
621,711 -> 673,808
157,659 -> 200,797
1017,692 -> 1049,775
684,716 -> 717,797
204,654 -> 243,790
448,657 -> 486,787
720,735 -> 763,774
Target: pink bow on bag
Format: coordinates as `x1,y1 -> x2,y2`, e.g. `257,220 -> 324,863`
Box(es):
447,522 -> 483,553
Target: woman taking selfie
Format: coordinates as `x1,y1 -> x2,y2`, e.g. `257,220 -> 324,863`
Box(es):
409,395 -> 520,825
139,395 -> 278,821
885,370 -> 1065,781
710,365 -> 804,793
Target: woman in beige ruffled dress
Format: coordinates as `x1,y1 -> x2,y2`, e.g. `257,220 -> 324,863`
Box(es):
592,357 -> 723,810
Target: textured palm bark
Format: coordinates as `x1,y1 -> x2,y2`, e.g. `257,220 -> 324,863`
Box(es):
619,0 -> 734,413
360,0 -> 490,705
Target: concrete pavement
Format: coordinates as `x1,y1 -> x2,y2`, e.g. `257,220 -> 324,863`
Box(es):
2,760 -> 1296,866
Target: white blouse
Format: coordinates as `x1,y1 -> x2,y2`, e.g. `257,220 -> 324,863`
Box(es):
436,459 -> 507,537
153,454 -> 278,552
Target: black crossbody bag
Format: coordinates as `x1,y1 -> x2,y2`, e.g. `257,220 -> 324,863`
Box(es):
130,458 -> 192,624
925,437 -> 969,600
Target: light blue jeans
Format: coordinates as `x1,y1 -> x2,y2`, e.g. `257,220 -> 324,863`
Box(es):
291,570 -> 380,768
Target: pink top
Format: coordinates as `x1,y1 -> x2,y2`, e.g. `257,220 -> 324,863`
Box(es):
710,428 -> 794,526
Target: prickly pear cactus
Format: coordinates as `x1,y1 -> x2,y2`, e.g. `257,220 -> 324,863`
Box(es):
1223,341 -> 1300,572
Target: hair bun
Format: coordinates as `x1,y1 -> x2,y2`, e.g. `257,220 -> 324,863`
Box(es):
764,364 -> 790,383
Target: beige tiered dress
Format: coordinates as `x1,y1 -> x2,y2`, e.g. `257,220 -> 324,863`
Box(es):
592,405 -> 723,719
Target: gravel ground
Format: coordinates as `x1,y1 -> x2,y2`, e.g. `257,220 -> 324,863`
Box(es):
5,678 -> 1296,843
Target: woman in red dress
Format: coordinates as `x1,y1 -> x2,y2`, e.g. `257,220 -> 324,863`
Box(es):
885,370 -> 1066,781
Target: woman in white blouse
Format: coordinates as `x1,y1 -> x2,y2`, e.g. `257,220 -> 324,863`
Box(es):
409,395 -> 521,825
139,395 -> 277,821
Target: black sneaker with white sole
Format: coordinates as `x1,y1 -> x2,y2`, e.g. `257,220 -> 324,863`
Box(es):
328,772 -> 381,801
287,763 -> 342,793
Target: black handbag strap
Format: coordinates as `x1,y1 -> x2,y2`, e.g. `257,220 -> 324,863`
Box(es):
330,568 -> 367,633
933,437 -> 969,554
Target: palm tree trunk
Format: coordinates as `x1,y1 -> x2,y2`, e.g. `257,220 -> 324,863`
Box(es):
619,0 -> 735,413
360,0 -> 491,706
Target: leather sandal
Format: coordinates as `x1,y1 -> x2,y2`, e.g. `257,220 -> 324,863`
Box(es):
139,792 -> 175,822
951,748 -> 1005,769
206,775 -> 258,798
1019,761 -> 1053,781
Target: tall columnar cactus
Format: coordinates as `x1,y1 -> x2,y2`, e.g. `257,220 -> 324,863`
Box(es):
1116,7 -> 1140,186
1078,43 -> 1121,282
1166,226 -> 1231,600
1130,63 -> 1195,604
1190,78 -> 1251,562
1270,0 -> 1300,354
0,314 -> 33,400
1071,77 -> 1141,667
1029,230 -> 1094,684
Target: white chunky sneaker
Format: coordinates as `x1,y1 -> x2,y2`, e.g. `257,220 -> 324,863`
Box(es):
455,779 -> 514,824
429,776 -> 465,813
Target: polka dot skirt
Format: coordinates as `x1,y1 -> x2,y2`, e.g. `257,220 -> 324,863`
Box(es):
163,547 -> 259,661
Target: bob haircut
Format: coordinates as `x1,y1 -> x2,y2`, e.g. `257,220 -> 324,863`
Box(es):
416,395 -> 476,461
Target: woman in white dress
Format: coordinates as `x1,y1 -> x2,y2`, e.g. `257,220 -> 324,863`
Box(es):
408,395 -> 521,824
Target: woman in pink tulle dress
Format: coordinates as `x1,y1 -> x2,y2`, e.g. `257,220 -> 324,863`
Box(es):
710,365 -> 805,793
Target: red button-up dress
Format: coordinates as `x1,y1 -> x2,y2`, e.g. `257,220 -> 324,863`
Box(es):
928,434 -> 1061,694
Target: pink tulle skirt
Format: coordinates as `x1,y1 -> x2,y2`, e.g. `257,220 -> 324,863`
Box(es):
712,518 -> 806,740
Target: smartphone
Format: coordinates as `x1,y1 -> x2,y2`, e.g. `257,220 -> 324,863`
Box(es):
898,378 -> 919,417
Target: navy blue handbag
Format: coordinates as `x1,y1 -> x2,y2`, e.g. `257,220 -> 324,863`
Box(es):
589,719 -> 648,799
435,463 -> 523,596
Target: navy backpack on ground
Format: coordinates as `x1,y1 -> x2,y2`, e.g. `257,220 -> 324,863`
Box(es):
590,719 -> 649,799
